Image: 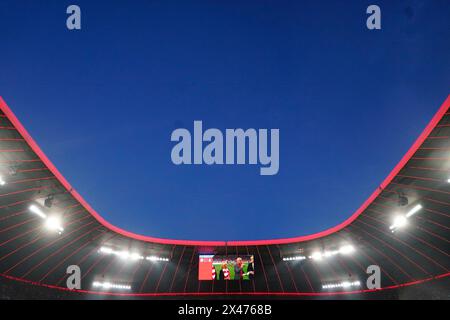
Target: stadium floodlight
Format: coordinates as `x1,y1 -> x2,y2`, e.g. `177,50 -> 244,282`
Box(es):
45,216 -> 64,233
282,255 -> 306,261
448,177 -> 450,183
308,245 -> 355,261
310,251 -> 323,261
118,250 -> 130,260
29,204 -> 47,219
390,215 -> 408,232
29,204 -> 64,234
92,281 -> 131,291
99,247 -> 114,254
98,246 -> 146,261
390,203 -> 422,232
130,252 -> 144,260
405,204 -> 422,218
323,250 -> 339,257
0,176 -> 6,186
322,280 -> 361,290
339,245 -> 355,255
146,256 -> 169,262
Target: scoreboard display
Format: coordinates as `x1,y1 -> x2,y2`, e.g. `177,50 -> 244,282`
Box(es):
199,255 -> 254,281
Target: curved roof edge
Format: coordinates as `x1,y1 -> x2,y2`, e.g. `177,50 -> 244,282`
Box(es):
0,95 -> 449,246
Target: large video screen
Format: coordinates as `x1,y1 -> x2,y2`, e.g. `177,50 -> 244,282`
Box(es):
198,255 -> 254,280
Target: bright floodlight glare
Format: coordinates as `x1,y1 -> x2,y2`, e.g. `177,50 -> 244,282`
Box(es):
0,176 -> 5,186
390,215 -> 408,231
146,256 -> 157,261
322,281 -> 361,290
130,252 -> 143,260
29,205 -> 47,219
283,255 -> 306,261
310,251 -> 323,261
323,250 -> 339,258
447,178 -> 450,183
100,247 -> 113,254
92,281 -> 131,290
118,251 -> 129,260
146,256 -> 169,262
405,204 -> 422,218
339,245 -> 355,255
98,246 -> 148,261
389,203 -> 423,232
45,217 -> 64,233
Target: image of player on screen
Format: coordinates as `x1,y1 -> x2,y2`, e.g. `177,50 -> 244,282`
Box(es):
234,257 -> 244,280
219,263 -> 231,280
245,255 -> 255,280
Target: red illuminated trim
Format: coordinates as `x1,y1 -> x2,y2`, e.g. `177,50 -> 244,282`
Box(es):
0,95 -> 449,246
0,272 -> 448,297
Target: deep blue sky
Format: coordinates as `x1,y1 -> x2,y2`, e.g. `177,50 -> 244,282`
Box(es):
0,0 -> 449,240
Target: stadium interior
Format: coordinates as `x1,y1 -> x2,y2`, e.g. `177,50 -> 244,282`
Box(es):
0,95 -> 449,299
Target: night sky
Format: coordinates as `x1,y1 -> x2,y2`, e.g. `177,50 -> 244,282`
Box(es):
0,0 -> 449,240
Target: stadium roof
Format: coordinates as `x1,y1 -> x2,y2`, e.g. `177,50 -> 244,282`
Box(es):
0,95 -> 448,297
